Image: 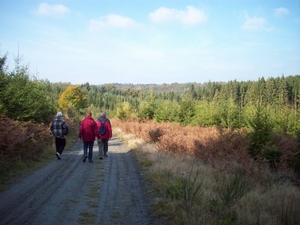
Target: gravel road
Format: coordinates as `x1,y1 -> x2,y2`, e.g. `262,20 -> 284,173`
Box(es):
0,137 -> 157,225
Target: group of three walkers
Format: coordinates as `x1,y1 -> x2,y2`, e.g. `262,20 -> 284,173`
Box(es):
50,111 -> 112,162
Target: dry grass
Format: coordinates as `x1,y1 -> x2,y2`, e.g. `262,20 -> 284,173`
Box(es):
112,118 -> 300,225
112,118 -> 299,181
0,116 -> 52,160
0,115 -> 75,190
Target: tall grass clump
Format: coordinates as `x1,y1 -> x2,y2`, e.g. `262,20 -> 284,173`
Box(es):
209,169 -> 255,224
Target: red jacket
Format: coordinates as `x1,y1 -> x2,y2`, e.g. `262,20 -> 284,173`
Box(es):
78,116 -> 98,142
96,117 -> 112,140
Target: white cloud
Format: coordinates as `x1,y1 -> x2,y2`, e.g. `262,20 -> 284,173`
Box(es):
149,6 -> 207,25
274,7 -> 289,17
241,15 -> 269,31
89,14 -> 142,31
37,2 -> 70,16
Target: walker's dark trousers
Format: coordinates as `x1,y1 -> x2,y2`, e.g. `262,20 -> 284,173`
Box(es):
102,139 -> 109,154
55,138 -> 66,154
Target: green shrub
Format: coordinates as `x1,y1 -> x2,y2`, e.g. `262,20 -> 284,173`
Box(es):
247,104 -> 273,157
262,144 -> 282,170
210,169 -> 254,224
292,129 -> 300,176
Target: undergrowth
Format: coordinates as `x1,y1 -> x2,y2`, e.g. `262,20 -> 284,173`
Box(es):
0,115 -> 76,191
113,121 -> 300,225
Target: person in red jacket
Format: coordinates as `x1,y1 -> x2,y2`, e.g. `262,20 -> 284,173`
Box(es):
78,110 -> 98,163
96,111 -> 112,159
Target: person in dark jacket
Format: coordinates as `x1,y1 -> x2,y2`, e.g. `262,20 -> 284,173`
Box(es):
50,112 -> 69,160
78,110 -> 98,163
96,111 -> 112,159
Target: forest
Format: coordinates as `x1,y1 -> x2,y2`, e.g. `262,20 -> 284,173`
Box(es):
1,52 -> 300,178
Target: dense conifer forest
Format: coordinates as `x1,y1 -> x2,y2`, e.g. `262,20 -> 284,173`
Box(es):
1,52 -> 300,178
83,75 -> 300,135
1,52 -> 299,133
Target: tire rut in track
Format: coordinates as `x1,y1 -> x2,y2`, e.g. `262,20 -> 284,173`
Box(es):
95,138 -> 153,225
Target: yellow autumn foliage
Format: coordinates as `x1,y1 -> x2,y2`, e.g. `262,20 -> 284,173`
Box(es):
58,85 -> 88,111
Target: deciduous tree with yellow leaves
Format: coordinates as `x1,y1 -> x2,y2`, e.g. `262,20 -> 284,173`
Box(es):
58,85 -> 88,112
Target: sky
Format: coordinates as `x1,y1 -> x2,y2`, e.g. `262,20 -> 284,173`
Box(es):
0,0 -> 299,85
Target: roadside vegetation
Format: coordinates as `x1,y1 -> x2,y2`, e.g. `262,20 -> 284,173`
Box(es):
113,120 -> 300,225
0,115 -> 77,190
0,53 -> 78,190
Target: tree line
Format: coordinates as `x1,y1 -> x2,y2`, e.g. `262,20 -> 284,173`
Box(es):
1,51 -> 300,173
82,75 -> 300,135
1,52 -> 299,137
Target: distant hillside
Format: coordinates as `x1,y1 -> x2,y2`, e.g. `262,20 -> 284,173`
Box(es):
109,82 -> 208,93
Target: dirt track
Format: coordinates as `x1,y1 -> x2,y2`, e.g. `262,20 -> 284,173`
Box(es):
0,137 -> 156,225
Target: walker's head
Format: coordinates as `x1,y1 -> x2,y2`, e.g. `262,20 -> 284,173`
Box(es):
56,112 -> 63,117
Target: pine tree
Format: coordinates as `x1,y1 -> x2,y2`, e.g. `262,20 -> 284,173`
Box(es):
247,101 -> 274,157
